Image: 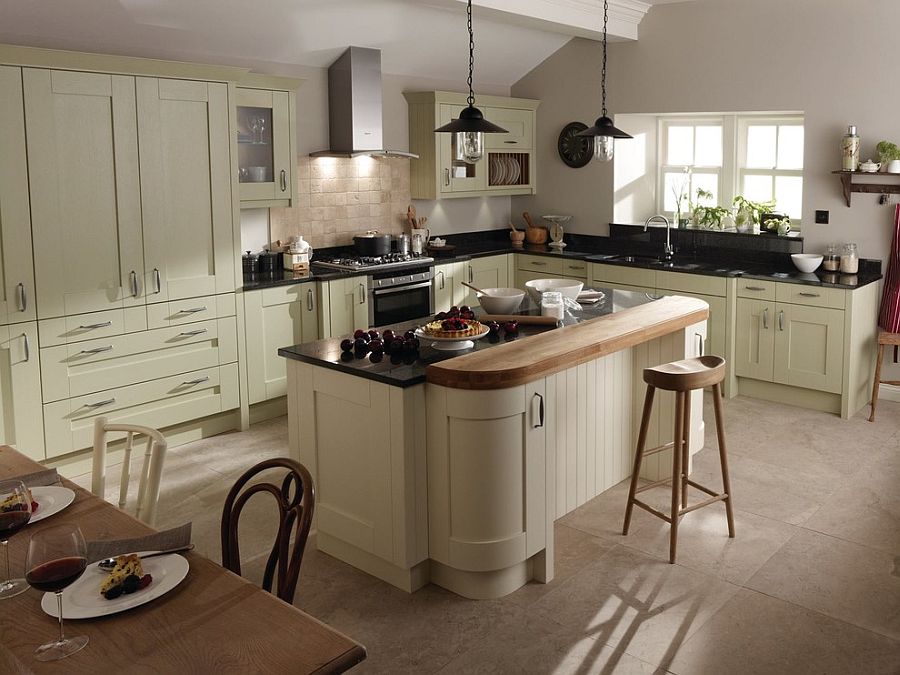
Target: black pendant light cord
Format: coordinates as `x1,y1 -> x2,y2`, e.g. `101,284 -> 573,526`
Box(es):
601,0 -> 608,118
467,0 -> 476,108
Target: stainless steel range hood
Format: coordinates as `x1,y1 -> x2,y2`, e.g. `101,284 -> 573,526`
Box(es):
310,47 -> 418,159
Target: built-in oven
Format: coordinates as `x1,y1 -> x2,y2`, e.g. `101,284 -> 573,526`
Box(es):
368,265 -> 434,327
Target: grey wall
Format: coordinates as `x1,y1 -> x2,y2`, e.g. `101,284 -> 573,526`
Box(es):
511,0 -> 900,262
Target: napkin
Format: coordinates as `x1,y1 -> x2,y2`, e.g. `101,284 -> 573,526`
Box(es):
8,468 -> 60,488
86,522 -> 192,563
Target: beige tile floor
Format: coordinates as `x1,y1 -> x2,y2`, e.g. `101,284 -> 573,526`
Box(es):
72,394 -> 900,674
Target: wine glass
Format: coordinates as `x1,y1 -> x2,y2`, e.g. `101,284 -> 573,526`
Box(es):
248,116 -> 260,144
25,524 -> 89,661
0,479 -> 32,599
256,116 -> 267,144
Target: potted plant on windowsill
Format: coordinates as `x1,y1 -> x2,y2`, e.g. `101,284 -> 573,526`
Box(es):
733,196 -> 775,233
689,188 -> 731,230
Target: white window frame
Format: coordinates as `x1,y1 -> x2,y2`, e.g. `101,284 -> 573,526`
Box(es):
655,113 -> 804,229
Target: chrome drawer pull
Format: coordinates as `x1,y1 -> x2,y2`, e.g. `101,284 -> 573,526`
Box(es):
280,169 -> 287,192
182,377 -> 210,385
696,332 -> 704,356
532,261 -> 547,266
79,345 -> 113,355
358,283 -> 365,305
178,329 -> 208,337
762,308 -> 769,329
85,398 -> 115,408
154,268 -> 162,294
437,270 -> 445,290
468,265 -> 474,283
798,292 -> 820,297
16,283 -> 26,312
130,271 -> 139,297
79,321 -> 112,330
306,288 -> 314,311
778,310 -> 785,331
21,333 -> 29,362
745,285 -> 766,292
178,306 -> 207,315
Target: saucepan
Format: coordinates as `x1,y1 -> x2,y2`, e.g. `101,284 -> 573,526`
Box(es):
354,230 -> 392,256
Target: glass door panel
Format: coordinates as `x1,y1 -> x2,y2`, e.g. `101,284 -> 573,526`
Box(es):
237,105 -> 274,184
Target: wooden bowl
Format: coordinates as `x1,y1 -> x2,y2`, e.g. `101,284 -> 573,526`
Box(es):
525,226 -> 548,244
509,231 -> 525,243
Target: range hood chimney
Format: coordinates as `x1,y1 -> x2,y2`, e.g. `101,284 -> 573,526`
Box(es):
310,47 -> 418,159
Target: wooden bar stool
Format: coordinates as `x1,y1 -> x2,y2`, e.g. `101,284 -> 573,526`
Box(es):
622,355 -> 735,563
869,330 -> 900,422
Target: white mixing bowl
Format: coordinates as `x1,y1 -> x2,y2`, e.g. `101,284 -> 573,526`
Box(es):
791,253 -> 823,273
524,278 -> 584,303
476,288 -> 525,314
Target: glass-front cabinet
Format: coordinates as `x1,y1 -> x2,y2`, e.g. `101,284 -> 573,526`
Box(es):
235,86 -> 295,206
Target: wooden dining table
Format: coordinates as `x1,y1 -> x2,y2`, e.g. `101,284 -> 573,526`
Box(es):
0,446 -> 366,674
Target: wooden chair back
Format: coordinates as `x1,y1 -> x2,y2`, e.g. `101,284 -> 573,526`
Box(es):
220,458 -> 315,604
91,416 -> 168,526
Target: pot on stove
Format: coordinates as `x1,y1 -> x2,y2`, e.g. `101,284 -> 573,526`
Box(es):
354,230 -> 392,256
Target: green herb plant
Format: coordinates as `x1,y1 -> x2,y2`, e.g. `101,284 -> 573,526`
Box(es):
733,196 -> 775,229
876,141 -> 900,165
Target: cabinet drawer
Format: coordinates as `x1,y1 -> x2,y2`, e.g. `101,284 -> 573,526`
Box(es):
518,255 -> 563,275
657,271 -> 727,297
147,294 -> 235,329
43,363 -> 239,458
737,279 -> 776,301
483,108 -> 533,150
39,307 -> 148,348
40,317 -> 237,402
590,263 -> 656,289
259,283 -> 315,308
775,283 -> 845,310
561,260 -> 588,279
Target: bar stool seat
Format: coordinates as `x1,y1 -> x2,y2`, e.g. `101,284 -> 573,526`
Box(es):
869,330 -> 900,422
623,354 -> 735,563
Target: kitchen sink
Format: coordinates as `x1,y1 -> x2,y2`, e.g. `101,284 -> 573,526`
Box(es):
608,255 -> 663,264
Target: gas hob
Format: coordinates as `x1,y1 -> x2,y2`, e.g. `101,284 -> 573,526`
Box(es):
314,253 -> 434,272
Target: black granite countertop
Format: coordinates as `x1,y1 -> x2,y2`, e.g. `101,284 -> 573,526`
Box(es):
278,288 -> 657,388
243,229 -> 882,292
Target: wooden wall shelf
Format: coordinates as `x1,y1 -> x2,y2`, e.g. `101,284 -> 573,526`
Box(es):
832,170 -> 900,207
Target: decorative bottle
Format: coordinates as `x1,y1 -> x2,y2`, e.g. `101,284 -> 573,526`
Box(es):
841,125 -> 860,171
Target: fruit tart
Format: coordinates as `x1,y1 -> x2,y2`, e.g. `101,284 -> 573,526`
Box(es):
421,316 -> 485,339
0,486 -> 37,513
100,553 -> 152,599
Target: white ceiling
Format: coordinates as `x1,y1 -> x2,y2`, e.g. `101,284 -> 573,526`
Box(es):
0,0 -> 595,86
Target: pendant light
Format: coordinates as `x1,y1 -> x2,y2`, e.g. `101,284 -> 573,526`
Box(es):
577,0 -> 631,162
434,0 -> 507,164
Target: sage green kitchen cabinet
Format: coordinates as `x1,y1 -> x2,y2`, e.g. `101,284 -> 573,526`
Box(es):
245,284 -> 320,404
462,255 -> 510,307
734,298 -> 775,382
325,277 -> 369,337
0,323 -> 44,460
137,77 -> 235,302
433,261 -> 465,311
24,68 -> 146,318
773,303 -> 845,394
235,86 -> 296,207
0,67 -> 36,327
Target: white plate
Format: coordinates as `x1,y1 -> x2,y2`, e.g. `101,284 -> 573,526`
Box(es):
508,157 -> 521,184
415,325 -> 490,351
29,486 -> 75,524
42,553 -> 189,619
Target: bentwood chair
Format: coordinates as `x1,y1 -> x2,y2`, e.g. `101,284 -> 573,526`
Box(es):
91,416 -> 168,526
221,458 -> 315,603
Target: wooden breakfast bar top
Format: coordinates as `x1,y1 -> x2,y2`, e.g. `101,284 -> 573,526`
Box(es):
425,295 -> 710,390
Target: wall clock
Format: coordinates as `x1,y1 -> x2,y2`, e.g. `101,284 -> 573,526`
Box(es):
558,122 -> 594,168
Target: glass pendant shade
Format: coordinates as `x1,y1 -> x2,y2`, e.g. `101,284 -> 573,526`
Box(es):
594,135 -> 615,162
457,131 -> 484,163
577,116 -> 632,163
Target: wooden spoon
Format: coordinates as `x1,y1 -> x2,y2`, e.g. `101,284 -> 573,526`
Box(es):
523,211 -> 537,229
461,281 -> 488,296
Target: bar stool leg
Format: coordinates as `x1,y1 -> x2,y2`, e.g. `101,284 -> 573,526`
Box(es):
712,383 -> 735,538
681,391 -> 691,509
623,385 -> 656,536
669,391 -> 685,563
869,343 -> 885,422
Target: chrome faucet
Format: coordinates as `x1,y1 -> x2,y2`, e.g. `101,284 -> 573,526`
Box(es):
644,215 -> 674,260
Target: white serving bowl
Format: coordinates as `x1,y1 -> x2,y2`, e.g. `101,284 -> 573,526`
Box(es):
791,253 -> 823,273
524,278 -> 584,303
476,288 -> 526,314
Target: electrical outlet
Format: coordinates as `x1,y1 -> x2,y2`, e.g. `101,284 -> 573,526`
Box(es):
815,210 -> 829,224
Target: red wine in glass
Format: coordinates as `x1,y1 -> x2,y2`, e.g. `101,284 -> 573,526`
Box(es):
0,479 -> 32,600
26,556 -> 87,593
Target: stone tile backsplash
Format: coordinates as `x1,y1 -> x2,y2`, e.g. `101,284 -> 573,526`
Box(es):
269,156 -> 411,249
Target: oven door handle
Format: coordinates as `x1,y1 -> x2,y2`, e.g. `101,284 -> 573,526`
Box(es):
372,280 -> 434,297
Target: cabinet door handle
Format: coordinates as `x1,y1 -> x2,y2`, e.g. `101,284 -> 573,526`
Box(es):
437,270 -> 445,290
532,261 -> 547,266
178,306 -> 207,315
504,140 -> 518,144
182,376 -> 209,386
130,271 -> 139,297
468,265 -> 473,283
16,283 -> 26,312
79,345 -> 113,355
280,169 -> 287,192
85,398 -> 115,408
532,392 -> 544,428
798,292 -> 820,298
358,283 -> 366,305
762,308 -> 769,330
178,329 -> 208,337
778,310 -> 785,331
154,268 -> 162,294
79,321 -> 112,330
444,168 -> 451,186
695,332 -> 704,356
745,285 -> 766,292
307,288 -> 314,311
21,333 -> 29,363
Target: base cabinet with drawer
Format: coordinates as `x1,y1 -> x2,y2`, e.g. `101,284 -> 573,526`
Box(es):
244,284 -> 320,404
515,254 -> 588,289
322,277 -> 369,338
0,323 -> 43,460
462,255 -> 510,308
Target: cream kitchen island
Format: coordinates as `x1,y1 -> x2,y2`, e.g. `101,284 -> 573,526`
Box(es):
280,291 -> 709,599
